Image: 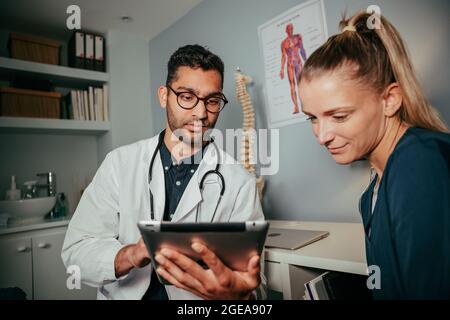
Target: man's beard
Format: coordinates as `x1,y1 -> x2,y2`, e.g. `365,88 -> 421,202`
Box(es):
166,103 -> 216,147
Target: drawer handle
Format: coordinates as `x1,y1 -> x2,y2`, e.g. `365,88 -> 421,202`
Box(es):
17,246 -> 29,252
38,243 -> 50,249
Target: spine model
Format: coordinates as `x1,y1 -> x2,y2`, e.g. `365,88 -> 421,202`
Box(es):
234,68 -> 265,201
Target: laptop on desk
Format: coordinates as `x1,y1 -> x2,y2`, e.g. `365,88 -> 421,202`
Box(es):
264,228 -> 330,250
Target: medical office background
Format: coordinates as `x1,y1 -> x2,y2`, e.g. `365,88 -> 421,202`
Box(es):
147,0 -> 450,223
0,0 -> 448,299
2,0 -> 449,222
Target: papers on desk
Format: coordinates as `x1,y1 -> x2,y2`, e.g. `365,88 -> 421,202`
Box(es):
303,271 -> 373,300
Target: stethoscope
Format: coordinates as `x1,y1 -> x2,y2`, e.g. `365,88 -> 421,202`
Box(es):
148,131 -> 225,222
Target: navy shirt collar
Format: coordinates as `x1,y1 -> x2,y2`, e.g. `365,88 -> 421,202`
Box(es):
159,137 -> 211,170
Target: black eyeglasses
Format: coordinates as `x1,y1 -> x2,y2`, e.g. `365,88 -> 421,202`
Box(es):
167,85 -> 228,114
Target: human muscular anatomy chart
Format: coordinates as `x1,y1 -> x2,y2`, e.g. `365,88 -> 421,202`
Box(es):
279,23 -> 307,114
258,0 -> 328,128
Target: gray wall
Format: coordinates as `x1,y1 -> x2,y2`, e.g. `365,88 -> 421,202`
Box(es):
148,0 -> 450,222
97,30 -> 153,162
0,134 -> 98,215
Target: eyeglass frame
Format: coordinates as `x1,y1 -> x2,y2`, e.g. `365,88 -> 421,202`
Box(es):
166,84 -> 228,114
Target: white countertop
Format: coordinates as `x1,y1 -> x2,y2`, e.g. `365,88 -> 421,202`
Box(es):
265,220 -> 368,275
0,216 -> 71,235
0,218 -> 368,276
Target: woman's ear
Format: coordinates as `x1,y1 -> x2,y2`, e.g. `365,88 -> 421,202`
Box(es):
158,86 -> 168,109
382,83 -> 403,117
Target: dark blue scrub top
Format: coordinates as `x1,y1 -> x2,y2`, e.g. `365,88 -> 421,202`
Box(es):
360,127 -> 450,299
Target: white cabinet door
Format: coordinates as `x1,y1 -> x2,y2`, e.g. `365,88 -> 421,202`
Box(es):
32,230 -> 97,300
0,236 -> 33,299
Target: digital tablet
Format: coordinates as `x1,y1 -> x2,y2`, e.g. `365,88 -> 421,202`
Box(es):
137,221 -> 269,285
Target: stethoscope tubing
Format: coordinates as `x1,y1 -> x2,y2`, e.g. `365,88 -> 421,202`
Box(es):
148,131 -> 225,222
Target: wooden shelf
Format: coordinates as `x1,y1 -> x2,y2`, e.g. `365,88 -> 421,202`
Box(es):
0,57 -> 108,88
0,117 -> 110,135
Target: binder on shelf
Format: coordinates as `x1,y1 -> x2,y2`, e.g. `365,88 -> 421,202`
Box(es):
94,88 -> 103,121
102,84 -> 109,121
61,95 -> 68,119
94,35 -> 105,72
65,92 -> 74,120
79,89 -> 85,120
85,33 -> 95,70
68,31 -> 107,72
71,90 -> 78,120
69,90 -> 76,120
99,87 -> 104,121
95,88 -> 99,121
88,86 -> 95,121
76,90 -> 81,120
83,90 -> 89,121
68,31 -> 85,69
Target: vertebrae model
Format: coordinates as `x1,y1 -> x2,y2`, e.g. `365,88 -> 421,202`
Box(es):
234,68 -> 265,201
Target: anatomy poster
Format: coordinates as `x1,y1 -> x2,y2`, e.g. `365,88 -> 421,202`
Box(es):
258,0 -> 328,128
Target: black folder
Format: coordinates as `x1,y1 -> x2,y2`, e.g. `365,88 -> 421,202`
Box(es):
84,33 -> 94,70
94,35 -> 105,72
68,31 -> 84,69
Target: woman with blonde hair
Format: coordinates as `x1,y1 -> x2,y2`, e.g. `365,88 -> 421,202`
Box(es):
299,12 -> 450,299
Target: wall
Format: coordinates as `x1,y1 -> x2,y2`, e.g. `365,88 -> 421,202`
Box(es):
148,0 -> 450,222
0,133 -> 98,215
97,30 -> 153,162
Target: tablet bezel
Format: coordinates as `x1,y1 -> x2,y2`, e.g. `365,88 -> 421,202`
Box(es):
137,221 -> 269,285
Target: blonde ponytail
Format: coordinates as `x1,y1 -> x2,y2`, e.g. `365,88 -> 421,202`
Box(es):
302,12 -> 448,133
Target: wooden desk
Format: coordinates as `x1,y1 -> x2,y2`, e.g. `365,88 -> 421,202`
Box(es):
264,220 -> 367,299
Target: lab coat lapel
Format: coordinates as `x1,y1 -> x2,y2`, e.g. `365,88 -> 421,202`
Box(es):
171,144 -> 218,222
146,136 -> 166,221
171,172 -> 202,222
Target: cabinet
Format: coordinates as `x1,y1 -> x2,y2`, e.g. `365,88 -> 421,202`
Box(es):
0,235 -> 33,298
0,224 -> 97,300
264,220 -> 367,300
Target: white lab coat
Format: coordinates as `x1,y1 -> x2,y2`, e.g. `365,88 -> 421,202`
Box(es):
61,134 -> 266,300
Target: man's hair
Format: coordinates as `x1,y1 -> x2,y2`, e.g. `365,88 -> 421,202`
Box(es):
166,44 -> 225,88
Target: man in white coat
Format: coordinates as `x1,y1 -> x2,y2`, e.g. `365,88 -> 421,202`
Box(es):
62,45 -> 266,300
